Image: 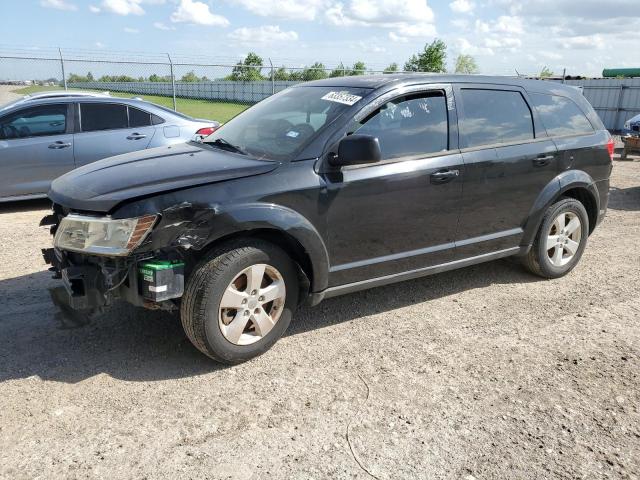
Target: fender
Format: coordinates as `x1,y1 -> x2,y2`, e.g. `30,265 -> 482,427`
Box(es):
146,201 -> 330,293
521,169 -> 600,248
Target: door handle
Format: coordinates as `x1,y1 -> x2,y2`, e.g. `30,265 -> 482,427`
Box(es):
430,169 -> 459,184
126,133 -> 147,140
533,154 -> 554,167
48,141 -> 72,149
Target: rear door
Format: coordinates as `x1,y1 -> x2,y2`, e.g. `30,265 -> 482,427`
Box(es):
73,102 -> 155,166
0,103 -> 74,198
454,86 -> 558,257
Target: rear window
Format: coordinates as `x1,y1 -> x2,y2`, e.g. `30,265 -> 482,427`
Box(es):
459,89 -> 534,148
128,106 -> 151,127
81,103 -> 128,132
530,93 -> 594,137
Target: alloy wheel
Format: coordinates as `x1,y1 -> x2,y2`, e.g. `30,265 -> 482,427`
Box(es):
546,211 -> 582,267
218,263 -> 286,346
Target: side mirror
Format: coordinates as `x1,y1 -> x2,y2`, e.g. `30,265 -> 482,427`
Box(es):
330,134 -> 382,167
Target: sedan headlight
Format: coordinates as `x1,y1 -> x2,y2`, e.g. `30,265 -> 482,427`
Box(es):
54,214 -> 157,256
624,120 -> 631,130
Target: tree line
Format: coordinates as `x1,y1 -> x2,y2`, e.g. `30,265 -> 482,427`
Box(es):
66,39 -> 486,84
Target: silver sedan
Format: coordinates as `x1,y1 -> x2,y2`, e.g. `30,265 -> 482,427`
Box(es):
0,91 -> 219,201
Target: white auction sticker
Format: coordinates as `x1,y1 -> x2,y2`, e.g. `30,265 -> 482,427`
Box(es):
321,91 -> 362,106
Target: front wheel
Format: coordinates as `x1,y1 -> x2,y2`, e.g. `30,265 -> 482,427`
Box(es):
522,198 -> 590,278
181,240 -> 299,364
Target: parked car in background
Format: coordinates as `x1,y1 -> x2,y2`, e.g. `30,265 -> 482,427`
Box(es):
0,91 -> 219,201
622,113 -> 640,136
44,75 -> 613,364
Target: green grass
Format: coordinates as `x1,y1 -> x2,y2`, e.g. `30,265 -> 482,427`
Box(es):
11,85 -> 248,123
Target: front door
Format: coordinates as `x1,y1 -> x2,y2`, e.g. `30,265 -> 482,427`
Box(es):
323,88 -> 464,286
0,103 -> 75,198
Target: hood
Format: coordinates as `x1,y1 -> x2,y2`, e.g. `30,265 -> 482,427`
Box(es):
49,142 -> 277,212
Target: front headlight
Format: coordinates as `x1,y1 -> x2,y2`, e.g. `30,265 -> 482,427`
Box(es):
54,214 -> 157,256
624,121 -> 631,130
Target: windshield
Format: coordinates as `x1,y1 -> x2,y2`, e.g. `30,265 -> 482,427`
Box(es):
203,86 -> 371,160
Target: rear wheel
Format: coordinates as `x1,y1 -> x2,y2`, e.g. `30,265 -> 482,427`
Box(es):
181,240 -> 299,364
522,198 -> 589,278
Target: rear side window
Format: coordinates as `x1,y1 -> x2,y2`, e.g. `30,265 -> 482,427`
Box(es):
460,89 -> 534,148
0,104 -> 67,140
128,106 -> 151,127
355,92 -> 449,160
80,103 -> 128,132
530,93 -> 594,137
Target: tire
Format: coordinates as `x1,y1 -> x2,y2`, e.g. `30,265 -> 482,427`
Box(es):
181,239 -> 299,364
522,197 -> 589,279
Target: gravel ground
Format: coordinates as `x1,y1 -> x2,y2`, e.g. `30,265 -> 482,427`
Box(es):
0,84 -> 21,104
0,120 -> 639,478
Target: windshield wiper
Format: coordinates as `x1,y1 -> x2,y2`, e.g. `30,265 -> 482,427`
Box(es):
205,138 -> 247,155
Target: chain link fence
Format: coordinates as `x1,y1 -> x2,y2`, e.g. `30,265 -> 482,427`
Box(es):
1,47 -> 639,129
0,48 -> 400,123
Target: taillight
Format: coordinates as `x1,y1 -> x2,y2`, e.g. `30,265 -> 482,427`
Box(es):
606,137 -> 615,162
196,126 -> 218,136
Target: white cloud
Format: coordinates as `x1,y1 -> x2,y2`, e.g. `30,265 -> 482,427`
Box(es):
388,32 -> 408,43
558,35 -> 605,50
89,4 -> 100,12
455,38 -> 494,56
450,18 -> 470,29
231,0 -> 326,21
352,40 -> 386,53
476,15 -> 523,35
99,0 -> 145,15
124,27 -> 140,33
450,0 -> 474,14
40,0 -> 77,11
153,21 -> 175,31
95,41 -> 106,48
327,0 -> 434,26
228,25 -> 298,44
170,0 -> 229,26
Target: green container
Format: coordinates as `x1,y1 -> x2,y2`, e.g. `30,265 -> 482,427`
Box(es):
602,68 -> 640,78
138,260 -> 185,302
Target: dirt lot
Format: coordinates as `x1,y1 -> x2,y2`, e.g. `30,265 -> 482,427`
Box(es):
0,154 -> 639,479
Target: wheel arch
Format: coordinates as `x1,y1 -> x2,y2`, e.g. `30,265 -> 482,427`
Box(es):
521,170 -> 600,247
188,203 -> 330,295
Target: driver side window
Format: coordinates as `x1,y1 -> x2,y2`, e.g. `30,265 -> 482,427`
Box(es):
0,104 -> 68,140
355,91 -> 449,160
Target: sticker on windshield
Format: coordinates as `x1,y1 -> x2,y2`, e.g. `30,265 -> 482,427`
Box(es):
321,91 -> 362,106
286,131 -> 300,138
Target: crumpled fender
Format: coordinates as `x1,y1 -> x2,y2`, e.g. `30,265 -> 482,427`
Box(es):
146,201 -> 330,293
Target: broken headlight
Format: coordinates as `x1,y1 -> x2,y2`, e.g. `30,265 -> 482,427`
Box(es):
54,214 -> 157,256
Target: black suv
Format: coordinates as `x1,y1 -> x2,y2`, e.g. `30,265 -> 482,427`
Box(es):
44,75 -> 613,364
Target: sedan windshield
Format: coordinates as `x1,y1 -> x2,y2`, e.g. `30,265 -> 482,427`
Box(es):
203,86 -> 371,161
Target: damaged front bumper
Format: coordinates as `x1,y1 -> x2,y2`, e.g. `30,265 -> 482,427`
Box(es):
42,245 -> 165,311
42,209 -> 189,313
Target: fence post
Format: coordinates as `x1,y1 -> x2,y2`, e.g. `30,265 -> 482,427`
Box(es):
167,53 -> 177,111
59,48 -> 67,90
268,57 -> 275,95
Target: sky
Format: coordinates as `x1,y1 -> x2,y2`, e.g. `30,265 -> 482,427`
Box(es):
2,0 -> 639,76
